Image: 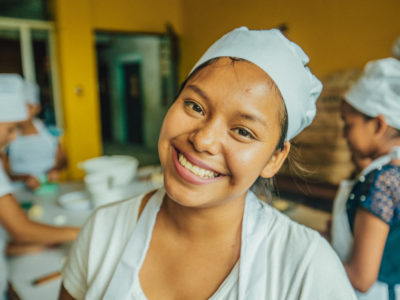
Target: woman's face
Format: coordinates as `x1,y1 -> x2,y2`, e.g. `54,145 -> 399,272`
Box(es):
341,101 -> 376,159
158,58 -> 289,208
27,104 -> 41,121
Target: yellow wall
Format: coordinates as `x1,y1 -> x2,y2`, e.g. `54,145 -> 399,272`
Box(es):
92,0 -> 183,33
180,0 -> 400,79
54,0 -> 182,179
55,0 -> 101,179
55,0 -> 400,179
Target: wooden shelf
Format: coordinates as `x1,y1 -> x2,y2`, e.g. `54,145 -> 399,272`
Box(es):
275,174 -> 339,212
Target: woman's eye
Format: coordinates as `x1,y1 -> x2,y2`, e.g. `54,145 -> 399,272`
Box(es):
233,128 -> 254,139
184,101 -> 204,115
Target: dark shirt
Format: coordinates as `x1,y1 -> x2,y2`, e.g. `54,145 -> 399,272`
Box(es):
346,163 -> 400,285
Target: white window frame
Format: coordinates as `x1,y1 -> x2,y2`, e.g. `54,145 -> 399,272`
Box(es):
0,17 -> 63,128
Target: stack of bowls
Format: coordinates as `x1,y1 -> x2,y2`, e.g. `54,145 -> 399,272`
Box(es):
79,155 -> 139,207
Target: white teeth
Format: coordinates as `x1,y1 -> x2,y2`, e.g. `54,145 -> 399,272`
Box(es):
178,153 -> 219,179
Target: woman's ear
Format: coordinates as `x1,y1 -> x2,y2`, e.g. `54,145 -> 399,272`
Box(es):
260,141 -> 291,178
373,115 -> 388,138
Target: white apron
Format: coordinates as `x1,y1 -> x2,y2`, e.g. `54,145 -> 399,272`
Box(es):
8,119 -> 58,177
332,147 -> 400,300
103,188 -> 273,300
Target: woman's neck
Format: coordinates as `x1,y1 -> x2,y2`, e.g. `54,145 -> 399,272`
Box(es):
373,138 -> 400,159
159,193 -> 246,242
19,119 -> 37,135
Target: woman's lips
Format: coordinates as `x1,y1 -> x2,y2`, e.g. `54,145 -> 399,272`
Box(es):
177,148 -> 222,175
172,147 -> 225,185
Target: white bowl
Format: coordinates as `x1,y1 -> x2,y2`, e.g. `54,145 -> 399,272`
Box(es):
90,188 -> 127,208
58,191 -> 91,210
79,155 -> 139,188
109,156 -> 139,187
84,172 -> 112,194
78,156 -> 111,174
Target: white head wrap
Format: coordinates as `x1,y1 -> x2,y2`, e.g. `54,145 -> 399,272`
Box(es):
0,74 -> 28,122
24,81 -> 40,105
345,57 -> 400,130
190,27 -> 323,140
393,36 -> 400,60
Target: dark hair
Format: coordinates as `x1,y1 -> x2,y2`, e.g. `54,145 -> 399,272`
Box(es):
361,112 -> 400,138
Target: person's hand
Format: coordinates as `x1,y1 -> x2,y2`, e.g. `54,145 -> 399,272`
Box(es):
25,175 -> 41,190
47,169 -> 60,182
6,242 -> 47,256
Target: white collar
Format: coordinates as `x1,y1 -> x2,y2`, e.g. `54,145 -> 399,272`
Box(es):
103,187 -> 271,299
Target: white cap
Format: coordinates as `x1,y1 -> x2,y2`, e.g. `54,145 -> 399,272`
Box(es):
0,74 -> 28,122
24,81 -> 40,104
190,27 -> 323,140
345,57 -> 400,130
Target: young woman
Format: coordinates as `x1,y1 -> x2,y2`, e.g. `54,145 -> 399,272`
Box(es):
60,27 -> 356,300
4,81 -> 67,190
0,74 -> 79,300
332,57 -> 400,300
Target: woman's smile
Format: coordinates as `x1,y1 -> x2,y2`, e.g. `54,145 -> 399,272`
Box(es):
172,147 -> 226,185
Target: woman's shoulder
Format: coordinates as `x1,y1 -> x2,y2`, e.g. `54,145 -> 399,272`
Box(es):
260,202 -> 353,297
81,190 -> 156,245
262,202 -> 322,246
73,190 -> 157,270
351,163 -> 400,225
91,190 -> 155,226
261,202 -> 338,266
362,162 -> 400,183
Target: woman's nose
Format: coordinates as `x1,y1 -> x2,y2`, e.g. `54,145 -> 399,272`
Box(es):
188,120 -> 223,155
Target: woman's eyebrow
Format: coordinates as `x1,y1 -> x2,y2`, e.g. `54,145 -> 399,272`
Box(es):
186,84 -> 210,102
186,83 -> 267,127
237,112 -> 268,127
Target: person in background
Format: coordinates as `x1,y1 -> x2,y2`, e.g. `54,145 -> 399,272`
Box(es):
60,27 -> 355,300
1,80 -> 67,190
0,74 -> 79,300
331,58 -> 400,300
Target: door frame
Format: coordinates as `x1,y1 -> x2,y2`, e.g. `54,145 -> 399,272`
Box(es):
0,17 -> 63,128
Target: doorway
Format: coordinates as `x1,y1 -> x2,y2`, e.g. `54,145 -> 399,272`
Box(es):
95,32 -> 177,166
123,62 -> 144,144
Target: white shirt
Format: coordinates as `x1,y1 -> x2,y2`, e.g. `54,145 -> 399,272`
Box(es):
63,189 -> 356,300
0,161 -> 13,300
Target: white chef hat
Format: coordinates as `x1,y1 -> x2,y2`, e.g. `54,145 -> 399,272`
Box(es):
0,74 -> 28,122
345,57 -> 400,130
190,27 -> 323,140
24,81 -> 40,105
